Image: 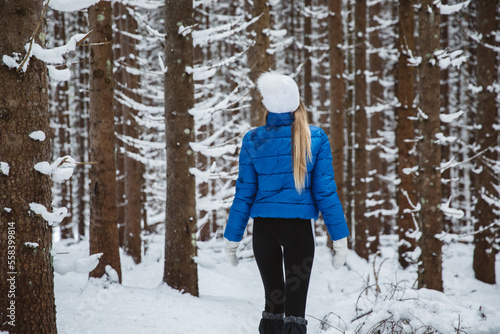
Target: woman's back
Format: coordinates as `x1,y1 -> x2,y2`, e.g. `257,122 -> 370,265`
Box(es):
225,111 -> 349,242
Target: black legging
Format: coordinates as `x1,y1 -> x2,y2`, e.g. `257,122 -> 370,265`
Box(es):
253,217 -> 315,318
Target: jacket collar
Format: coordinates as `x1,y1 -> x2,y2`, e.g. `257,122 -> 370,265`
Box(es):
266,112 -> 294,127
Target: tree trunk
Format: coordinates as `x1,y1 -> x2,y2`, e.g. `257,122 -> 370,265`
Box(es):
417,0 -> 443,291
473,0 -> 497,285
123,5 -> 144,264
76,11 -> 90,241
88,1 -> 122,283
396,0 -> 418,269
0,0 -> 57,332
53,10 -> 74,240
440,0 -> 452,233
303,0 -> 312,111
72,12 -> 89,240
164,0 -> 199,296
367,0 -> 383,255
354,0 -> 369,260
114,1 -> 126,248
247,0 -> 272,126
317,0 -> 329,119
328,0 -> 346,245
344,0 -> 355,244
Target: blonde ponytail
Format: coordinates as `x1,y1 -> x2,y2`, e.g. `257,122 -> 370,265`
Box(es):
291,101 -> 312,193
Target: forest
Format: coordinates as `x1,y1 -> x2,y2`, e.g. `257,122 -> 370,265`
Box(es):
0,0 -> 499,333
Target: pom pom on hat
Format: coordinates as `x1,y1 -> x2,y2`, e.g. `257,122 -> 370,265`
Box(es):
257,72 -> 300,113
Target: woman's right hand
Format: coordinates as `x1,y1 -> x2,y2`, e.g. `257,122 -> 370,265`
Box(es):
224,239 -> 240,267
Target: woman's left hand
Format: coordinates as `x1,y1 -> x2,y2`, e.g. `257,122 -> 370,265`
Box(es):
224,239 -> 240,267
332,237 -> 348,270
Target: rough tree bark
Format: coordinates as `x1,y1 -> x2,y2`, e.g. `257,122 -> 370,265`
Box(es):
75,11 -> 90,240
0,0 -> 57,332
473,0 -> 497,285
328,0 -> 346,225
52,10 -> 73,240
318,0 -> 329,118
122,5 -> 144,264
367,0 -> 383,255
354,0 -> 369,260
247,0 -> 272,126
396,0 -> 418,269
440,0 -> 451,228
164,0 -> 199,296
417,0 -> 443,291
114,2 -> 126,248
345,0 -> 355,240
88,1 -> 122,283
304,0 -> 313,111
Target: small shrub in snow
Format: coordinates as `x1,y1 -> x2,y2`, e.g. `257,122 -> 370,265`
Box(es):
352,281 -> 482,334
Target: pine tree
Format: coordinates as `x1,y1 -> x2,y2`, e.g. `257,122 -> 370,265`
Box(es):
247,0 -> 272,126
396,0 -> 418,269
416,0 -> 443,291
74,11 -> 90,240
328,0 -> 345,211
0,1 -> 57,331
114,2 -> 127,248
354,0 -> 369,260
163,0 -> 199,296
473,0 -> 498,285
366,0 -> 384,255
88,1 -> 122,282
345,0 -> 356,237
303,0 -> 313,110
51,10 -> 74,240
122,5 -> 144,265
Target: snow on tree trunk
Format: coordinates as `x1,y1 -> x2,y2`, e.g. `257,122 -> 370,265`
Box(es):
440,0 -> 454,235
396,0 -> 418,269
0,0 -> 57,331
163,0 -> 199,297
366,0 -> 384,255
345,0 -> 356,239
416,0 -> 443,292
88,1 -> 122,283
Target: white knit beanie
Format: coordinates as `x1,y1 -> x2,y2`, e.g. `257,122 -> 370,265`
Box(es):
257,72 -> 300,113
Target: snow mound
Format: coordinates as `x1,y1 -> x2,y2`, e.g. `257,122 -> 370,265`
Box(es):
54,253 -> 103,275
351,284 -> 495,334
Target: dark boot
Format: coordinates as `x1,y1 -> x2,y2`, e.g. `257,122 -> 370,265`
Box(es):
283,316 -> 307,334
258,311 -> 284,334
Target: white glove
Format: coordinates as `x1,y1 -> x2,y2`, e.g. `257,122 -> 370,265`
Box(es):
332,237 -> 348,270
224,239 -> 240,267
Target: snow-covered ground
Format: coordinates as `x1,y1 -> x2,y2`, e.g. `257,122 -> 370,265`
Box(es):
54,235 -> 500,334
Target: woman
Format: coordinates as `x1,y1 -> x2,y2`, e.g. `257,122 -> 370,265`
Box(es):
224,72 -> 349,334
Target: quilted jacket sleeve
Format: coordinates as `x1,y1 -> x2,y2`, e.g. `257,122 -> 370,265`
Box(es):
311,130 -> 350,241
224,135 -> 258,242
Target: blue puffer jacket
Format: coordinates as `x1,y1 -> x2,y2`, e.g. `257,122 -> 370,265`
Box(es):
224,112 -> 350,242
